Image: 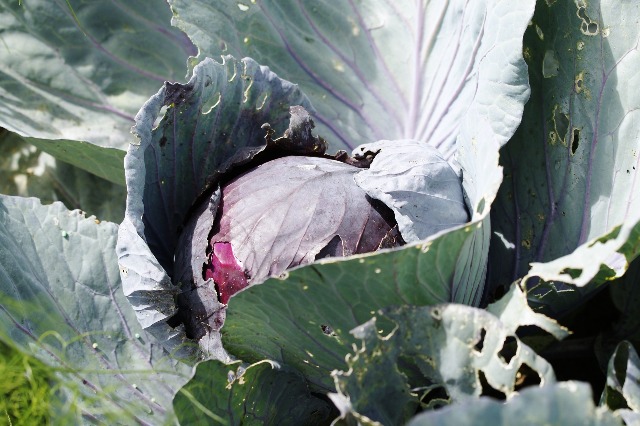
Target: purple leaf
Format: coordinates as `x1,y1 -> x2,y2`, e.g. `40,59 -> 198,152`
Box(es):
207,155 -> 401,288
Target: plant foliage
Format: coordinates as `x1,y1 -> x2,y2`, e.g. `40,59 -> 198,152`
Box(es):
1,0 -> 640,424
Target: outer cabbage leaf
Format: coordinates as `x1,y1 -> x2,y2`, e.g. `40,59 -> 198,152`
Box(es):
170,0 -> 532,156
601,341 -> 640,424
222,228 -> 477,391
489,0 -> 640,314
173,360 -> 335,425
116,56 -> 312,358
223,269 -> 566,394
327,284 -> 566,424
26,139 -> 127,186
0,0 -> 195,177
0,195 -> 191,424
407,382 -> 621,426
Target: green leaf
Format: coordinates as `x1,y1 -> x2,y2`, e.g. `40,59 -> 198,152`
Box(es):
174,360 -> 335,425
406,381 -> 621,426
27,139 -> 126,186
0,0 -> 195,173
0,130 -> 126,223
489,0 -> 640,314
595,257 -> 640,367
327,285 -> 563,424
0,195 -> 191,423
223,224 -> 483,391
601,341 -> 640,423
170,0 -> 533,155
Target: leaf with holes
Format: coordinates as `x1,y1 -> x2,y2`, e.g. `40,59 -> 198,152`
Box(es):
221,216 -> 490,391
170,0 -> 533,156
173,360 -> 335,425
328,285 -> 565,424
601,341 -> 640,424
488,0 -> 640,315
407,381 -> 621,426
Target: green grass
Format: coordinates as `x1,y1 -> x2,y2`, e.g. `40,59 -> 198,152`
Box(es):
0,341 -> 54,425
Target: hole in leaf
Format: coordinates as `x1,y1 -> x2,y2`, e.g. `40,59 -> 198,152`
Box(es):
498,335 -> 518,365
516,325 -> 549,341
478,370 -> 506,400
581,21 -> 589,33
559,267 -> 583,279
474,328 -> 487,353
419,385 -> 450,410
572,129 -> 580,154
320,324 -> 335,336
202,92 -> 221,115
588,22 -> 598,34
614,344 -> 629,385
515,363 -> 541,391
552,105 -> 570,142
152,105 -> 169,130
166,311 -> 183,329
577,7 -> 588,20
315,235 -> 344,260
590,225 -> 622,246
477,197 -> 486,215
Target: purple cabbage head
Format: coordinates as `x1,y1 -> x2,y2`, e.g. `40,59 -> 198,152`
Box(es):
169,105 -> 468,348
117,58 -> 469,358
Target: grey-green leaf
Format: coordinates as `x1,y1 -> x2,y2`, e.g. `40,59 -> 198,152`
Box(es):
407,382 -> 621,426
174,360 -> 335,425
222,225 -> 485,391
170,0 -> 533,156
0,0 -> 195,182
328,287 -> 559,424
489,0 -> 640,315
0,195 -> 190,423
601,341 -> 640,418
0,130 -> 126,222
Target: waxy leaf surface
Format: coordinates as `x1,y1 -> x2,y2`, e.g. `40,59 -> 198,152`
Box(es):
0,0 -> 195,155
0,195 -> 190,424
489,0 -> 640,314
